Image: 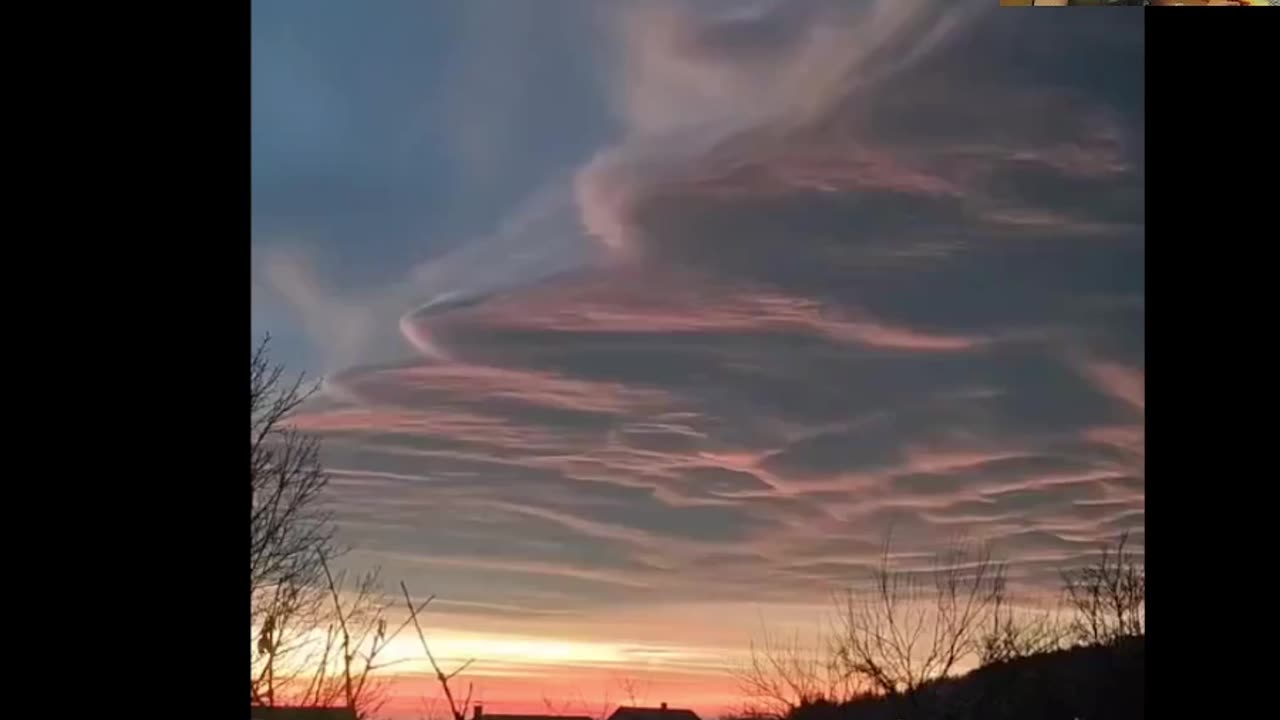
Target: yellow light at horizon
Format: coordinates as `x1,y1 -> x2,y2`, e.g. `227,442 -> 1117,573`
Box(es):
254,626 -> 717,681
427,634 -> 629,665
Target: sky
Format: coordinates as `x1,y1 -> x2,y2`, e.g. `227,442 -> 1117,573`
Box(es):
251,1 -> 1143,717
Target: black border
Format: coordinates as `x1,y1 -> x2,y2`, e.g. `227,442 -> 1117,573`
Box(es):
1147,7 -> 1276,715
69,1 -> 246,716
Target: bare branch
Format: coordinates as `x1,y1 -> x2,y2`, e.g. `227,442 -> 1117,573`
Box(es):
734,621 -> 865,719
830,539 -> 1003,705
252,337 -> 376,713
302,555 -> 406,718
250,335 -> 334,597
1061,532 -> 1145,647
978,573 -> 1066,665
402,582 -> 478,720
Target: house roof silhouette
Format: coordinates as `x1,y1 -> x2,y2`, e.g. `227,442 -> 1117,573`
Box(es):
607,705 -> 700,720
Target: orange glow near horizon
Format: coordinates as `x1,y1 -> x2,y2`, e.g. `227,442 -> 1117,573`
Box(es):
255,597 -> 1042,719
257,631 -> 749,720
376,665 -> 747,720
254,601 -> 842,720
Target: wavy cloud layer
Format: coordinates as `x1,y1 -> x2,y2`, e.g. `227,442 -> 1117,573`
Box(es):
256,1 -> 1142,710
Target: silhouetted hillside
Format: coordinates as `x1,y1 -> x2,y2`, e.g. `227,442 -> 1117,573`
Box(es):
788,637 -> 1143,720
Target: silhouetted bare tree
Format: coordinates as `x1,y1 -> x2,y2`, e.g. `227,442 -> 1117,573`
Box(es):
252,336 -> 339,708
977,571 -> 1066,665
831,540 -> 1003,707
1061,532 -> 1145,647
615,675 -> 650,708
298,557 -> 424,718
733,532 -> 1148,720
251,336 -> 335,595
252,338 -> 476,718
253,337 -> 404,717
252,556 -> 422,718
542,686 -> 617,720
254,575 -> 326,708
402,582 -> 479,720
734,625 -> 867,719
253,557 -> 417,717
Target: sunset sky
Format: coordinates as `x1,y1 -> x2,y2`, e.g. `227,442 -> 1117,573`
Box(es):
251,1 -> 1143,717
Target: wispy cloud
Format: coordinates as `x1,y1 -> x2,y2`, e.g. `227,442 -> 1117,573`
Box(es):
1078,359 -> 1145,412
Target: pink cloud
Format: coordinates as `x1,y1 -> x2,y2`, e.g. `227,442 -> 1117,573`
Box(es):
1084,424 -> 1145,459
388,364 -> 673,415
1080,360 -> 1145,411
667,142 -> 967,200
290,406 -> 568,452
421,271 -> 988,353
363,550 -> 655,590
827,317 -> 988,351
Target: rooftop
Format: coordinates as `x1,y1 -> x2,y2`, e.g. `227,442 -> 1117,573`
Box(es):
607,705 -> 701,720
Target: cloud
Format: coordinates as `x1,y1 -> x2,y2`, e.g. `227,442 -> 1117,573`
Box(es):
265,0 -> 1142,630
575,0 -> 986,255
1077,359 -> 1145,412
